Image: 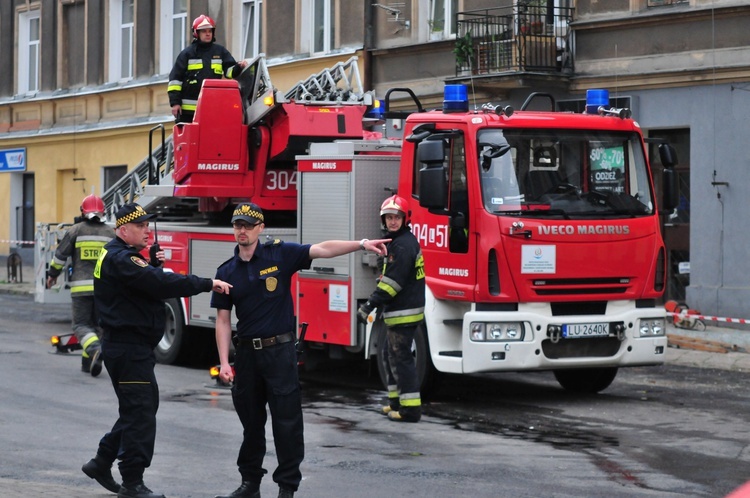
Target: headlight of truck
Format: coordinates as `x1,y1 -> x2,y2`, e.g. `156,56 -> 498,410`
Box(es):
470,322 -> 524,342
639,318 -> 665,337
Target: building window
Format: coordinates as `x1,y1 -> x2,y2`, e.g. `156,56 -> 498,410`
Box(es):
108,0 -> 134,82
103,165 -> 128,193
241,0 -> 263,59
159,0 -> 188,74
430,0 -> 458,39
171,0 -> 188,59
18,9 -> 41,94
312,0 -> 335,54
648,0 -> 688,6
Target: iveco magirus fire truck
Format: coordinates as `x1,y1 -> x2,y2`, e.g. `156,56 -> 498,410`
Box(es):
39,55 -> 677,393
296,84 -> 677,394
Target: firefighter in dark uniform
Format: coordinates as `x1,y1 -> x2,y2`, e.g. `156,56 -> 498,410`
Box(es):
81,203 -> 232,498
358,195 -> 426,423
211,203 -> 388,498
46,194 -> 114,376
167,14 -> 247,123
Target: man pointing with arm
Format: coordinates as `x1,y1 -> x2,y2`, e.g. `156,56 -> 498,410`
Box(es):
212,203 -> 387,498
82,203 -> 231,498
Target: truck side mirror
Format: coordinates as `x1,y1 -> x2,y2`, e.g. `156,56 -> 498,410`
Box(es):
657,143 -> 678,211
662,167 -> 678,212
417,140 -> 445,164
417,140 -> 448,211
658,143 -> 678,168
419,166 -> 447,210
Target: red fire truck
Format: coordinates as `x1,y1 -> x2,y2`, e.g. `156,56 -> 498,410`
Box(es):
43,55 -> 678,393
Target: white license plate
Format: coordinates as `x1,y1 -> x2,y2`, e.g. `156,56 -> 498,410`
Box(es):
562,322 -> 610,338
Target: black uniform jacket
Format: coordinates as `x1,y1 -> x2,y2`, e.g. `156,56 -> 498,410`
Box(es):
94,236 -> 213,347
168,40 -> 241,108
367,226 -> 426,327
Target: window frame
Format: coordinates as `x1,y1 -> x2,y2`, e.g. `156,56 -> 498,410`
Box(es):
18,9 -> 41,95
429,0 -> 458,40
159,0 -> 188,75
240,0 -> 263,60
102,164 -> 128,193
311,0 -> 335,55
108,0 -> 135,82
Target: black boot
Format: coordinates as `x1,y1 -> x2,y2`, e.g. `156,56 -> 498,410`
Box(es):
278,487 -> 295,498
87,341 -> 103,377
387,406 -> 421,423
82,456 -> 120,493
118,482 -> 165,498
215,481 -> 261,498
81,354 -> 92,373
381,398 -> 400,415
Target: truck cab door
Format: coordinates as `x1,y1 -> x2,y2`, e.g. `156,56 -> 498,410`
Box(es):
412,132 -> 477,300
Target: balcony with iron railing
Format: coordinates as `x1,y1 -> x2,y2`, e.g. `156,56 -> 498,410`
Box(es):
454,4 -> 574,78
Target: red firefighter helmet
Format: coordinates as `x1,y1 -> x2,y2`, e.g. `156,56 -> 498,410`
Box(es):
380,195 -> 410,224
192,15 -> 216,39
80,195 -> 105,221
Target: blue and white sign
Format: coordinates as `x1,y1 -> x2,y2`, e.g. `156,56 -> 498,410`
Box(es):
0,148 -> 26,172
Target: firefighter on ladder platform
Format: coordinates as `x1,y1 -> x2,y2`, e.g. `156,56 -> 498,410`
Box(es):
358,195 -> 426,423
46,195 -> 115,376
167,14 -> 247,124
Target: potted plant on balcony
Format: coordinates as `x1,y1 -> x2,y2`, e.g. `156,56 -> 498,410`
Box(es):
453,30 -> 475,75
519,0 -> 547,34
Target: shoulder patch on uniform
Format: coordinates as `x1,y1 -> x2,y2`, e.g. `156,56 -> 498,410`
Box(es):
263,239 -> 282,246
130,255 -> 148,268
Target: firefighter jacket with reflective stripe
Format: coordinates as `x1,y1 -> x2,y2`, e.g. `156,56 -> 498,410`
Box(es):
93,237 -> 213,348
167,40 -> 242,112
47,220 -> 115,297
366,226 -> 425,327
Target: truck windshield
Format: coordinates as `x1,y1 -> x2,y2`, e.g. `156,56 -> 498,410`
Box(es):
477,128 -> 654,218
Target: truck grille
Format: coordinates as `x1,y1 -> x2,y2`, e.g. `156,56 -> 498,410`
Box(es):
542,337 -> 621,359
550,301 -> 607,316
531,277 -> 630,296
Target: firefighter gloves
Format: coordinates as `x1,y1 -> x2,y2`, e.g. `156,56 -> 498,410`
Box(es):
357,301 -> 375,324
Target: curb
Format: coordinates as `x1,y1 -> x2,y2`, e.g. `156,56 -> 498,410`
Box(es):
2,278 -> 749,372
0,266 -> 36,295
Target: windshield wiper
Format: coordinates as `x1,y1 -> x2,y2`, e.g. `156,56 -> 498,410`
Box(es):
494,208 -> 571,220
586,191 -> 649,213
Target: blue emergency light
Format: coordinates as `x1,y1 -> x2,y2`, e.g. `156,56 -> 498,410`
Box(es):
586,89 -> 609,114
443,84 -> 468,113
364,99 -> 384,121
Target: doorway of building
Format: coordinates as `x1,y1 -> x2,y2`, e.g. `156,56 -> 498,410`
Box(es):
649,129 -> 690,303
21,173 -> 35,248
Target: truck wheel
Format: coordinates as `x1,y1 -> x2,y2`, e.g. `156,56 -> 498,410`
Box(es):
553,367 -> 618,393
376,324 -> 439,397
155,298 -> 184,364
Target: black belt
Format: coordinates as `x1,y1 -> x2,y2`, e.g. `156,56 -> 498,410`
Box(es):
102,329 -> 151,345
237,332 -> 295,350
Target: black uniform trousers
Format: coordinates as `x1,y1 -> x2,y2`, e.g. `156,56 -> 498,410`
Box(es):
97,340 -> 159,486
384,325 -> 420,411
232,340 -> 304,492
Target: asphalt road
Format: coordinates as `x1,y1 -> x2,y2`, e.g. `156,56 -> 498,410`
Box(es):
1,290 -> 750,497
